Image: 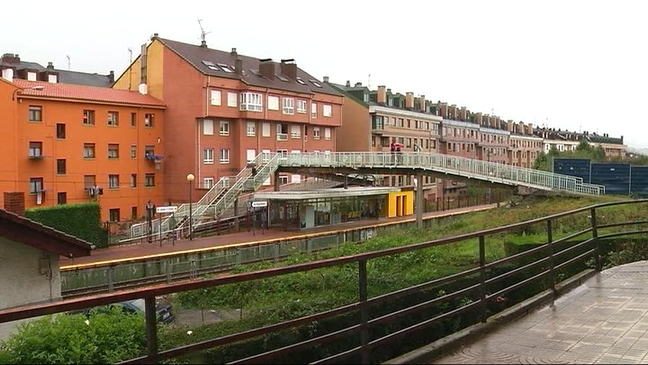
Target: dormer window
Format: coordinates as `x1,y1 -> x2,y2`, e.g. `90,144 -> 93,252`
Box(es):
47,74 -> 57,83
27,71 -> 37,81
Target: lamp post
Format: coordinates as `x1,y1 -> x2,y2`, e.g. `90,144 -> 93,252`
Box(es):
12,85 -> 45,101
186,173 -> 195,240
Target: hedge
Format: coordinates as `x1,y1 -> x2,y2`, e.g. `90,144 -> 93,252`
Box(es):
25,203 -> 108,248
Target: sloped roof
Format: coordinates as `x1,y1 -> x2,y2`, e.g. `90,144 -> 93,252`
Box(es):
157,38 -> 342,97
1,57 -> 113,87
13,79 -> 165,107
328,82 -> 369,107
0,209 -> 92,258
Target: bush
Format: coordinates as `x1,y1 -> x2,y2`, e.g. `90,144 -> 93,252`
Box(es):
25,203 -> 108,248
0,310 -> 147,364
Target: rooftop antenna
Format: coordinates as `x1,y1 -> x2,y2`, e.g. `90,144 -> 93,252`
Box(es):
128,48 -> 133,63
197,18 -> 211,44
66,55 -> 70,70
128,48 -> 134,89
368,74 -> 371,89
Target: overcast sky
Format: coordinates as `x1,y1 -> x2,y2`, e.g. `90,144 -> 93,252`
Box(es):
3,0 -> 647,148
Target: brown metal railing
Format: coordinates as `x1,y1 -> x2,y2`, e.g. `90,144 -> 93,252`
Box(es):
2,199 -> 648,364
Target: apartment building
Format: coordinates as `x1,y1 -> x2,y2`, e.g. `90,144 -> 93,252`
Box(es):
507,121 -> 543,168
535,127 -> 626,158
328,81 -> 442,190
0,74 -> 165,222
113,35 -> 343,203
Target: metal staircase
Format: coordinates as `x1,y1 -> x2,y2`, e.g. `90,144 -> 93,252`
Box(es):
276,151 -> 606,195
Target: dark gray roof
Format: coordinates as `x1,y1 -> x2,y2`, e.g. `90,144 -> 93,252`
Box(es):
329,82 -> 369,107
54,69 -> 112,87
157,38 -> 342,97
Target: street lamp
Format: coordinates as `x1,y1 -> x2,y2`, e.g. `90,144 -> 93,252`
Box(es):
186,173 -> 195,240
12,85 -> 45,101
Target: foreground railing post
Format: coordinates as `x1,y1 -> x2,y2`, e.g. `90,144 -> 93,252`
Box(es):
144,296 -> 159,364
358,259 -> 369,364
590,208 -> 601,271
547,219 -> 555,294
478,235 -> 487,323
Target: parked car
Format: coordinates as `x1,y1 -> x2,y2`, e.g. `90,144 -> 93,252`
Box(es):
68,298 -> 175,325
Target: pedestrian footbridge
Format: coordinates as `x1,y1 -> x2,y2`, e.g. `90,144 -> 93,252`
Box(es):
126,152 -> 605,241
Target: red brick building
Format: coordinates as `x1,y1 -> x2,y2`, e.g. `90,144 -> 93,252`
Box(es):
113,35 -> 343,203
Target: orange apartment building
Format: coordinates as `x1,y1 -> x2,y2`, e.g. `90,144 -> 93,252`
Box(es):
113,34 -> 343,203
0,74 -> 165,221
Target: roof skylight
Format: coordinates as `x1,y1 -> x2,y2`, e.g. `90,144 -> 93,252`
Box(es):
309,80 -> 323,88
217,63 -> 234,73
296,77 -> 306,85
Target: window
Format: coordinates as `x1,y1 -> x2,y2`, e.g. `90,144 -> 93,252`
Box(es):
227,92 -> 237,107
202,119 -> 214,135
144,145 -> 155,159
240,92 -> 263,111
145,173 -> 155,187
278,175 -> 289,185
219,121 -> 229,136
130,112 -> 137,127
83,110 -> 95,125
56,159 -> 66,174
56,123 -> 66,139
83,143 -> 95,158
57,192 -> 67,205
84,175 -> 96,189
262,122 -> 271,137
247,121 -> 256,137
29,177 -> 43,194
313,127 -> 321,140
324,128 -> 331,140
49,74 -> 59,83
108,111 -> 119,126
109,208 -> 120,222
130,174 -> 137,188
203,178 -> 214,189
282,97 -> 294,114
203,148 -> 214,164
268,96 -> 279,111
28,141 -> 43,158
109,174 -> 120,189
108,144 -> 119,159
130,145 -> 137,158
28,106 -> 42,122
297,100 -> 307,113
219,149 -> 230,163
311,103 -> 317,118
290,125 -> 301,139
144,114 -> 154,127
323,104 -> 332,117
309,79 -> 323,88
27,72 -> 37,81
276,124 -> 288,141
131,206 -> 138,220
210,90 -> 221,106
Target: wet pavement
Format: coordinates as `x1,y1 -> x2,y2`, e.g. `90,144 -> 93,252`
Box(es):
428,261 -> 648,364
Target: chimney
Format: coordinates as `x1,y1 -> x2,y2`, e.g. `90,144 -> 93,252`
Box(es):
483,114 -> 490,126
526,123 -> 533,135
258,58 -> 274,79
377,85 -> 386,104
474,112 -> 482,124
419,95 -> 426,112
280,59 -> 297,79
449,104 -> 457,120
235,58 -> 243,76
355,82 -> 363,87
440,102 -> 448,118
108,70 -> 115,83
4,192 -> 25,216
47,62 -> 54,70
200,40 -> 207,49
405,92 -> 414,109
1,67 -> 14,82
231,47 -> 237,56
150,33 -> 159,40
507,120 -> 514,132
1,53 -> 20,64
323,76 -> 329,83
345,80 -> 351,87
518,121 -> 525,134
460,107 -> 467,121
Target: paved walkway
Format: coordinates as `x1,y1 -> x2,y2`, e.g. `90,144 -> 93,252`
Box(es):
60,204 -> 498,268
429,261 -> 648,364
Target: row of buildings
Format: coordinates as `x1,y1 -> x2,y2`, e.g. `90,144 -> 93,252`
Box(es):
0,34 -> 627,221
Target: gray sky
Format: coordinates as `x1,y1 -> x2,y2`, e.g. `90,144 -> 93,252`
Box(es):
4,0 -> 647,147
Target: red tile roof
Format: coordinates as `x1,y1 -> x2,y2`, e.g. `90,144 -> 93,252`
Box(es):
12,79 -> 166,107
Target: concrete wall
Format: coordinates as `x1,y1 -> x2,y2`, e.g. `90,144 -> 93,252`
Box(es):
0,237 -> 61,340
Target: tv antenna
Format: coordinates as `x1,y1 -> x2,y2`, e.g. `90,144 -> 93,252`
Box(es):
368,74 -> 371,89
66,55 -> 70,70
128,48 -> 133,63
197,18 -> 211,43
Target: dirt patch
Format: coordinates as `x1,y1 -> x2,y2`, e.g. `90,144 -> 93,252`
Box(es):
174,308 -> 242,327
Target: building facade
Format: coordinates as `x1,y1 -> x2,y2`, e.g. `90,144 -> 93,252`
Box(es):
0,75 -> 165,221
112,35 -> 344,203
535,127 -> 626,158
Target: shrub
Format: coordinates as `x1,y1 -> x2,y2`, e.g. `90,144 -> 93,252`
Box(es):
25,203 -> 108,247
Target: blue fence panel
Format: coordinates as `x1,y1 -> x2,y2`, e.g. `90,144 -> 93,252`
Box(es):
630,166 -> 648,197
591,163 -> 631,196
552,158 -> 591,183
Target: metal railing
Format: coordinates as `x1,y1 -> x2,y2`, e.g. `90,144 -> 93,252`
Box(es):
4,199 -> 647,364
276,152 -> 606,195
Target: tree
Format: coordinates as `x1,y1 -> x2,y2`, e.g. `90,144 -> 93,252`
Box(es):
0,310 -> 146,364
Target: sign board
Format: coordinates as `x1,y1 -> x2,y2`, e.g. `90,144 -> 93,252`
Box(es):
156,206 -> 178,214
251,201 -> 268,208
